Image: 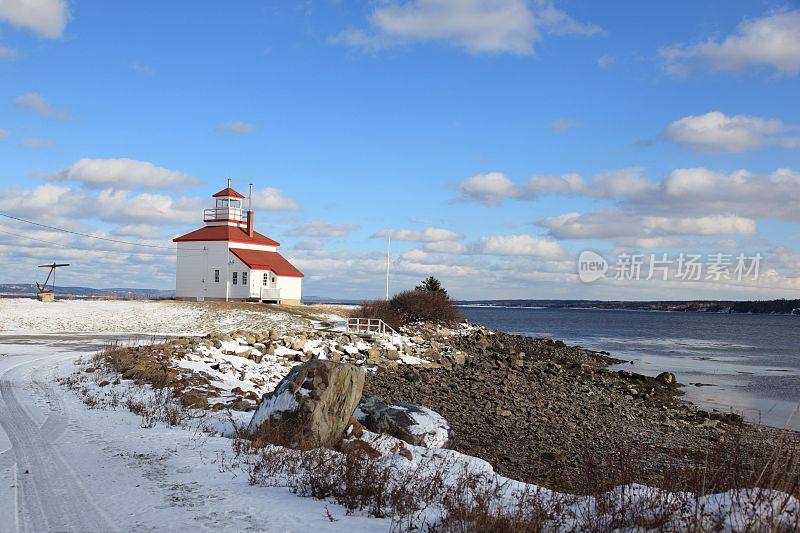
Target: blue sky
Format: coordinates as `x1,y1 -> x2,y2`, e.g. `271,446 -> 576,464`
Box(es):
1,0 -> 799,300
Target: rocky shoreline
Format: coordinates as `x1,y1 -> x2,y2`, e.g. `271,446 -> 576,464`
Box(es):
85,313 -> 795,495
364,324 -> 786,493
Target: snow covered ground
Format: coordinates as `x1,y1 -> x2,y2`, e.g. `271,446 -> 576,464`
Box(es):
0,336 -> 390,532
0,298 -> 316,336
1,300 -> 798,531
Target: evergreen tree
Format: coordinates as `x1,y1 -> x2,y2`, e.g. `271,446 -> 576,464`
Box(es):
415,276 -> 447,295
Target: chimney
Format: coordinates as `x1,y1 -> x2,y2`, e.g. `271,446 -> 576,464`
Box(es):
247,183 -> 254,237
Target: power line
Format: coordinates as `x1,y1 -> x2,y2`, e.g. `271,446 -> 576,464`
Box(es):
0,212 -> 176,250
0,227 -> 207,258
0,212 -> 208,252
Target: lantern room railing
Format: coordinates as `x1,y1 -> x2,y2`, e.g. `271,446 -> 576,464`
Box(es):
203,208 -> 249,222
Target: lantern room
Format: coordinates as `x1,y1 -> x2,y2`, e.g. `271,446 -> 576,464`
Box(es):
204,180 -> 249,227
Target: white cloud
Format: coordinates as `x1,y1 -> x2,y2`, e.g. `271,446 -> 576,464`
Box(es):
94,190 -> 201,225
397,259 -> 479,277
530,166 -> 800,247
50,158 -> 200,189
539,211 -> 757,240
0,0 -> 68,38
19,137 -> 53,148
589,168 -> 653,198
0,129 -> 9,139
13,92 -> 66,119
113,224 -> 163,239
293,239 -> 325,251
373,226 -> 463,242
289,221 -> 356,238
650,167 -> 800,221
532,0 -> 600,36
550,118 -> 582,132
215,121 -> 259,135
523,172 -> 584,195
456,172 -> 520,206
524,170 -> 652,199
463,168 -> 651,205
0,182 -> 204,227
423,240 -> 467,253
332,0 -> 599,55
0,43 -> 18,59
476,234 -> 565,258
597,54 -> 615,68
665,111 -> 798,152
644,215 -> 757,236
0,184 -> 84,216
251,188 -> 299,211
130,62 -> 154,76
661,10 -> 800,76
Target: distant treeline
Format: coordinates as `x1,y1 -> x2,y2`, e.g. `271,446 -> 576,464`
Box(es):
0,283 -> 174,299
730,299 -> 800,315
459,298 -> 800,315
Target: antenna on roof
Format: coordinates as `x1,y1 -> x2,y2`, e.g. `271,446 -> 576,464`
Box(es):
249,183 -> 253,211
227,177 -> 232,189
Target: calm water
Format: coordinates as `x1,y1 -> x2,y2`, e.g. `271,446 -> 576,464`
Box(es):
460,306 -> 800,431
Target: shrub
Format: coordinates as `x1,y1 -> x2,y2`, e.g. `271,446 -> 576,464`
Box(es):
356,289 -> 460,329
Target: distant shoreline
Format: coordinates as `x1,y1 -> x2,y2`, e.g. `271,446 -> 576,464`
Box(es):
2,286 -> 799,316
456,299 -> 800,316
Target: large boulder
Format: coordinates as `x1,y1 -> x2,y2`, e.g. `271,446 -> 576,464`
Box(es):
356,397 -> 452,448
247,360 -> 365,448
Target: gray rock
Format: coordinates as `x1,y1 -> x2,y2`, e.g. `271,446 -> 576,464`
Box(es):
291,337 -> 307,351
248,360 -> 365,448
656,372 -> 677,385
356,397 -> 452,448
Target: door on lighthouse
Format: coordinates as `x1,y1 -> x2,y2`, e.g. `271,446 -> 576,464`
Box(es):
260,271 -> 279,301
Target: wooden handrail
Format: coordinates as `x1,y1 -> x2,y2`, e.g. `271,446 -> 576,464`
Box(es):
346,317 -> 399,338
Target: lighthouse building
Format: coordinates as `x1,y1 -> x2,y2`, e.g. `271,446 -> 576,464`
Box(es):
173,185 -> 303,304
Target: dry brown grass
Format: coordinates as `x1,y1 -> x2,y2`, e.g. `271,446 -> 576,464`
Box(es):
226,420 -> 800,531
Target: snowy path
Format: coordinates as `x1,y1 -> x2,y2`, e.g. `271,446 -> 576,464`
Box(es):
0,355 -> 112,532
0,336 -> 388,533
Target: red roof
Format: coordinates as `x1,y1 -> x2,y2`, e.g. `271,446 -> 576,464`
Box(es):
212,187 -> 245,199
230,248 -> 304,278
173,225 -> 280,246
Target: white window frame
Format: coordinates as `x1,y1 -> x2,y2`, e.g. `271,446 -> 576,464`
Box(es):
214,269 -> 220,283
262,273 -> 269,286
232,272 -> 238,285
242,271 -> 248,285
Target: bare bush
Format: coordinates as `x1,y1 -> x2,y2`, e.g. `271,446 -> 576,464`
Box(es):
357,290 -> 461,329
226,425 -> 800,531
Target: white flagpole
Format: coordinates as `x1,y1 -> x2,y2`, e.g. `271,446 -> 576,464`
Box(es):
385,236 -> 390,301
